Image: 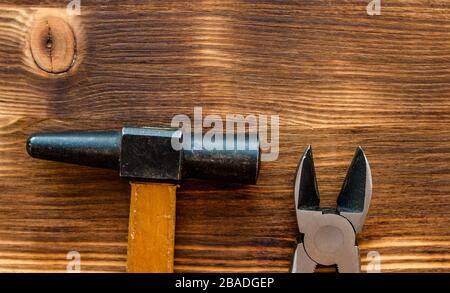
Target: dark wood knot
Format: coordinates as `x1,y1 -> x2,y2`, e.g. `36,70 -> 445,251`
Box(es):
30,16 -> 76,74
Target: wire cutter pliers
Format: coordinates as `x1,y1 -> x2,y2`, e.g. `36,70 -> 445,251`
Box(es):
290,146 -> 372,273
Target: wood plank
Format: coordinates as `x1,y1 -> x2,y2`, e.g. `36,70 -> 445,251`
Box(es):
0,117 -> 449,272
0,1 -> 449,272
0,2 -> 449,126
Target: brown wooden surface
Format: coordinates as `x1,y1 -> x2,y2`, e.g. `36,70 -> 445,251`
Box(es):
127,183 -> 177,273
0,1 -> 449,272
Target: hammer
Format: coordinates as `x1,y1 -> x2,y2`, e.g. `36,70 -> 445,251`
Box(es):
26,127 -> 260,272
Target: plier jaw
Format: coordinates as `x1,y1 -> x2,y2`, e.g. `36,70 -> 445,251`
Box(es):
291,146 -> 372,273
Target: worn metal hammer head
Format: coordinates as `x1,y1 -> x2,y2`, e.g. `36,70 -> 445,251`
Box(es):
26,127 -> 260,184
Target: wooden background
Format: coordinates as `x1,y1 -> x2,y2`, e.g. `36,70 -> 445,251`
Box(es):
0,0 -> 449,272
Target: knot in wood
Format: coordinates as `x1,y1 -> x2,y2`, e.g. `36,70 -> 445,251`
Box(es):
30,16 -> 76,74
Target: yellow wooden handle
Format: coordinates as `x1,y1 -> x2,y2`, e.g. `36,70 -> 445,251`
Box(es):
127,182 -> 177,272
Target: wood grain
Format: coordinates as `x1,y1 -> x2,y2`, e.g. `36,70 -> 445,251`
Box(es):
0,1 -> 449,272
127,183 -> 177,273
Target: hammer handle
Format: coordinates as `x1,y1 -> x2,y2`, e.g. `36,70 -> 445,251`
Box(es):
127,183 -> 177,272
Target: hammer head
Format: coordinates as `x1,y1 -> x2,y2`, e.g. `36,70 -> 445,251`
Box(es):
120,127 -> 183,181
27,127 -> 260,184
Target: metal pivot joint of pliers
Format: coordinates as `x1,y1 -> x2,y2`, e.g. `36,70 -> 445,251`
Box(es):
290,146 -> 372,273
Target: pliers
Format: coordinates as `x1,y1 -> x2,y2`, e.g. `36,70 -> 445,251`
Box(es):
290,146 -> 372,273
